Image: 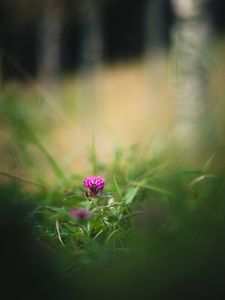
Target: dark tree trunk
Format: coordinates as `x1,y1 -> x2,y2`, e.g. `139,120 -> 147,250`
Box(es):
78,0 -> 104,111
37,0 -> 63,84
79,0 -> 103,73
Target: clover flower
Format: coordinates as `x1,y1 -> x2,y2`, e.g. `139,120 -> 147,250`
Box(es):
84,175 -> 105,197
69,208 -> 91,220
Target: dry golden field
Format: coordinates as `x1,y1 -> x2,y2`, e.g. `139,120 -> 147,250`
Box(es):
1,40 -> 225,184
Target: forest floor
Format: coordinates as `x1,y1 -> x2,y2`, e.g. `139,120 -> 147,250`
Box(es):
1,49 -> 225,298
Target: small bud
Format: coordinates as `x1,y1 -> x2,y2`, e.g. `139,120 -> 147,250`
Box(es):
69,208 -> 91,220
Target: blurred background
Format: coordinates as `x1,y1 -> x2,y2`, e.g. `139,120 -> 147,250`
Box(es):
0,0 -> 225,183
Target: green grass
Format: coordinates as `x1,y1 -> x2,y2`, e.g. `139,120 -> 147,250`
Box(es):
1,52 -> 225,297
34,154 -> 224,255
1,104 -> 225,298
1,147 -> 225,298
1,95 -> 224,270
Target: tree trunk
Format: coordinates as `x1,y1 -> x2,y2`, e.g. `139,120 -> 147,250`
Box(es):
171,0 -> 217,162
37,0 -> 63,85
78,0 -> 103,112
79,0 -> 103,73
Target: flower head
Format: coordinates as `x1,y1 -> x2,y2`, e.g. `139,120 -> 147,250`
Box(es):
84,175 -> 105,197
69,208 -> 91,220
